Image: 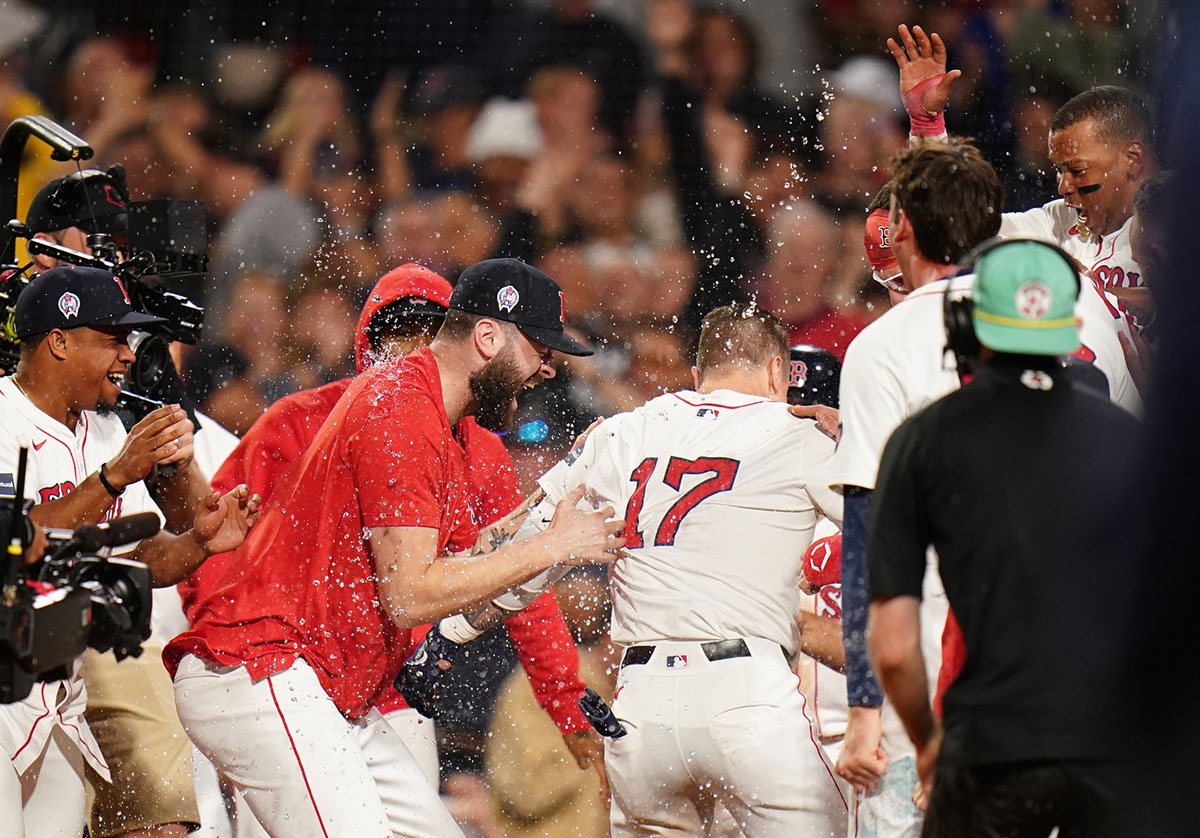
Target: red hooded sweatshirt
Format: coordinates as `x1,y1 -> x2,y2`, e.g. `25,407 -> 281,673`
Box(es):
177,264 -> 589,732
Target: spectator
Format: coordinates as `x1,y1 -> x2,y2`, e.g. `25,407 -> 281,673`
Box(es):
220,271 -> 297,402
184,342 -> 266,436
754,201 -> 867,359
486,570 -> 616,838
406,65 -> 486,192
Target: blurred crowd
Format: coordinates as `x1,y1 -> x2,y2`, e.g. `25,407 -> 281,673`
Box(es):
0,0 -> 1162,834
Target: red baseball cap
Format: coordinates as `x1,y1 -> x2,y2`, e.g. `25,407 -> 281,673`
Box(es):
864,209 -> 903,292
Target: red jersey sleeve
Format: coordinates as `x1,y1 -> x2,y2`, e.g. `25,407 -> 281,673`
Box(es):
503,590 -> 590,736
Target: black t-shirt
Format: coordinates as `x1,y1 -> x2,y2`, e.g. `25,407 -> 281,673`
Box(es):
869,356 -> 1141,766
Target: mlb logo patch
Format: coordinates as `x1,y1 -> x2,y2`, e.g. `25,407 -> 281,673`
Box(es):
666,654 -> 688,669
696,408 -> 720,420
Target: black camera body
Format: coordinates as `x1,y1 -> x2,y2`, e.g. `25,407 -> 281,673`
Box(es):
1,453 -> 155,704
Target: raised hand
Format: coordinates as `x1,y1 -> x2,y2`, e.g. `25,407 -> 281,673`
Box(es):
887,24 -> 962,133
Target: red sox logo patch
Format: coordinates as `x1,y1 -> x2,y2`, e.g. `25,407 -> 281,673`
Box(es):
789,360 -> 808,388
112,275 -> 131,304
497,285 -> 520,313
58,292 -> 81,319
558,291 -> 566,325
1015,282 -> 1052,320
103,184 -> 126,209
877,225 -> 890,247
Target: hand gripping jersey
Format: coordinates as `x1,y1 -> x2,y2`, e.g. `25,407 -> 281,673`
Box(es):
538,389 -> 843,656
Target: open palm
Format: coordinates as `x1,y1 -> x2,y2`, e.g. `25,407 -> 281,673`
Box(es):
887,24 -> 962,117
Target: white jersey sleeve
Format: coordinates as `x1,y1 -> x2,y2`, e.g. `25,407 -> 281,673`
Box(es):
536,412 -> 636,509
1000,200 -> 1072,243
800,425 -> 844,527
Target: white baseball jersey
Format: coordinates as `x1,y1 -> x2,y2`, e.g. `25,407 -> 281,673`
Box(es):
1001,199 -> 1142,289
538,389 -> 842,657
834,273 -> 1141,493
0,375 -> 166,780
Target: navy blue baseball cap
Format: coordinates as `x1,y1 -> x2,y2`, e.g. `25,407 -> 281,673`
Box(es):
14,266 -> 167,339
450,258 -> 592,356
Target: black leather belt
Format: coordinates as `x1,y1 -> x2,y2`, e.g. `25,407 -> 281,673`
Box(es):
622,638 -> 751,667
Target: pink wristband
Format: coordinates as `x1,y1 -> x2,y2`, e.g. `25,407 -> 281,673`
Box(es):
903,75 -> 947,137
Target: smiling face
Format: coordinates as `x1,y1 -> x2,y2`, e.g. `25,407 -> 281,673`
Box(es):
61,325 -> 136,414
1049,118 -> 1139,239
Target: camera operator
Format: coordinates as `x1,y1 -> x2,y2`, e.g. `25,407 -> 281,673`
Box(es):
0,266 -> 260,837
24,168 -> 131,270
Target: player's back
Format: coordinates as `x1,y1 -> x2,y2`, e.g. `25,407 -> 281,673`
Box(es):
549,389 -> 838,656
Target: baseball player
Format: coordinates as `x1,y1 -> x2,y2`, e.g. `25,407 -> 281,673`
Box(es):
0,266 -> 260,838
178,263 -> 601,819
520,304 -> 847,837
787,346 -> 850,767
887,24 -> 1157,315
165,258 -> 622,838
833,140 -> 1142,838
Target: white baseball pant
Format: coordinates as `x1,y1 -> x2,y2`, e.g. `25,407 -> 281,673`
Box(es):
606,637 -> 847,838
173,654 -> 462,838
232,705 -> 441,838
0,726 -> 87,838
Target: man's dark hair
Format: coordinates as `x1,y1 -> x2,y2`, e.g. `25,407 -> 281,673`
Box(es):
367,301 -> 444,354
1133,170 -> 1174,234
1051,85 -> 1153,145
437,308 -> 520,343
867,183 -> 892,213
437,308 -> 484,342
696,303 -> 788,374
890,138 -> 1004,264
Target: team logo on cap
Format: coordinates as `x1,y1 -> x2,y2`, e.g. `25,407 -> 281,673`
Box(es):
58,291 -> 81,319
1015,282 -> 1052,320
497,285 -> 520,313
789,360 -> 808,388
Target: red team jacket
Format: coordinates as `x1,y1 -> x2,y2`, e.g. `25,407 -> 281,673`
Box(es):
170,266 -> 588,731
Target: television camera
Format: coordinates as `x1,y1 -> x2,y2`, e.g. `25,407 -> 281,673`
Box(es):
1,448 -> 155,704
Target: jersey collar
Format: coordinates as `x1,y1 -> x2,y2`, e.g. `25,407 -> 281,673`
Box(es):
0,375 -> 82,440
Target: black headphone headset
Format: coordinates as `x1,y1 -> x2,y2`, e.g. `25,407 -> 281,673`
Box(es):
43,164 -> 129,216
943,236 -> 1081,380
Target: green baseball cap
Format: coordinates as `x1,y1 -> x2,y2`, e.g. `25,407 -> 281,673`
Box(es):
972,240 -> 1081,356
